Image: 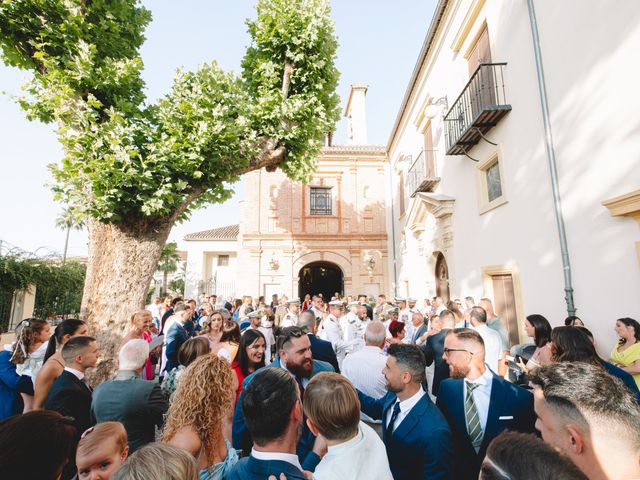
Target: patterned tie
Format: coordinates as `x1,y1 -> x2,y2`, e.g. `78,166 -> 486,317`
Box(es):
384,402 -> 402,443
465,381 -> 483,452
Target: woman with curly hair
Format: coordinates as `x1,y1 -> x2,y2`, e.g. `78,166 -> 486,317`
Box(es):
163,354 -> 238,480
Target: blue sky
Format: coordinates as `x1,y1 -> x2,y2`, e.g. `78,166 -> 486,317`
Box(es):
0,0 -> 436,256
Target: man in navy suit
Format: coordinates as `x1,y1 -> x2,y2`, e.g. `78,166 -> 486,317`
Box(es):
436,328 -> 537,480
298,310 -> 339,372
45,336 -> 99,480
233,326 -> 334,472
164,306 -> 189,373
421,309 -> 455,395
358,343 -> 454,480
229,367 -> 308,479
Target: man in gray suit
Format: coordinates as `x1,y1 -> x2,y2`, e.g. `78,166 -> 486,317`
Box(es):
91,339 -> 168,452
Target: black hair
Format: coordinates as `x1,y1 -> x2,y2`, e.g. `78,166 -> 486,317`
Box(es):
616,317 -> 640,344
551,326 -> 601,366
44,319 -> 86,362
480,431 -> 587,480
60,336 -> 96,365
0,410 -> 77,479
241,368 -> 299,446
563,315 -> 582,326
238,329 -> 266,377
277,326 -> 306,351
526,314 -> 552,348
387,343 -> 426,384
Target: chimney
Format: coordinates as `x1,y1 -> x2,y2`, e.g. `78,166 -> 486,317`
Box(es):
344,84 -> 368,145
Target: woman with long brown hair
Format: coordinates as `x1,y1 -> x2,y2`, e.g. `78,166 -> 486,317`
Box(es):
163,355 -> 238,480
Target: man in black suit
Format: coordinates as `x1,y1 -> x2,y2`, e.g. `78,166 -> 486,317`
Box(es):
298,310 -> 339,372
45,335 -> 99,479
421,309 -> 455,396
91,339 -> 168,453
436,328 -> 537,480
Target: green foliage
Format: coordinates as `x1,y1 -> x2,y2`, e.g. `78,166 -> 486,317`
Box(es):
168,277 -> 185,296
157,241 -> 180,274
0,252 -> 86,319
0,0 -> 341,225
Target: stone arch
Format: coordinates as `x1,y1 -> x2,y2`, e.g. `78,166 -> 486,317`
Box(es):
292,251 -> 352,298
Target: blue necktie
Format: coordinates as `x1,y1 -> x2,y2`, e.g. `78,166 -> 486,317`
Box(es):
384,402 -> 402,442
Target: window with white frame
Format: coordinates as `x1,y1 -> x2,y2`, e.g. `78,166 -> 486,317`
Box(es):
478,151 -> 507,214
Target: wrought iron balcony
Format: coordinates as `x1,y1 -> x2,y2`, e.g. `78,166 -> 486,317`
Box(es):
406,149 -> 440,197
444,63 -> 511,155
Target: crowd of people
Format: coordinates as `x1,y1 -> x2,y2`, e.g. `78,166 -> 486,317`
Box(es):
0,289 -> 639,480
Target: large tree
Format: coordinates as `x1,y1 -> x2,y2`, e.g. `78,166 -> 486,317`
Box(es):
0,0 -> 340,380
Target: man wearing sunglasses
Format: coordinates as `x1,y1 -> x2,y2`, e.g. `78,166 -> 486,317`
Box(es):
436,328 -> 537,480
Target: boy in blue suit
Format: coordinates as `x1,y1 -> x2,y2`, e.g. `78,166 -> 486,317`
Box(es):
357,343 -> 454,480
436,328 -> 537,480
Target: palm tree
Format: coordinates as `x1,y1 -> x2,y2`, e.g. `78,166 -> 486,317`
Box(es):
55,207 -> 84,264
158,242 -> 181,295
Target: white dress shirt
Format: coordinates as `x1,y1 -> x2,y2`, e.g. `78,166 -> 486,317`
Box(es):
463,368 -> 494,432
386,387 -> 426,432
474,324 -> 503,373
342,346 -> 387,422
313,422 -> 393,480
250,449 -> 302,471
319,314 -> 351,366
64,366 -> 85,380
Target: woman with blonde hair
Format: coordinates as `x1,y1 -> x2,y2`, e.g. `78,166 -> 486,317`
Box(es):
120,310 -> 155,379
163,355 -> 238,480
112,442 -> 198,480
200,308 -> 224,350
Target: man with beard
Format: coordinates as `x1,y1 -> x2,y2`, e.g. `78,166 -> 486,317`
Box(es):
357,344 -> 454,480
228,368 -> 308,480
436,328 -> 536,480
232,326 -> 334,473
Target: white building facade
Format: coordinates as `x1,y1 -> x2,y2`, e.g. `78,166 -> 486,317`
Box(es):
388,0 -> 640,348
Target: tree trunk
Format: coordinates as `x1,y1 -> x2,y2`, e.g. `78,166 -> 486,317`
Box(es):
62,226 -> 70,264
81,218 -> 173,384
163,271 -> 168,297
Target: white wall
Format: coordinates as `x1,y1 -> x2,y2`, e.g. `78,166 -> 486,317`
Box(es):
389,0 -> 640,351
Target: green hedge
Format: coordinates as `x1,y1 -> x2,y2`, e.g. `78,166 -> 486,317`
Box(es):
0,253 -> 86,330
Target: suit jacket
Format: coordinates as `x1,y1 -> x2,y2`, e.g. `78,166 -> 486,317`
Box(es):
228,456 -> 307,480
436,373 -> 537,480
412,324 -> 428,343
165,322 -> 189,372
232,358 -> 334,472
308,333 -> 340,373
91,370 -> 168,452
421,328 -> 450,395
45,369 -> 94,480
45,370 -> 94,435
358,389 -> 454,480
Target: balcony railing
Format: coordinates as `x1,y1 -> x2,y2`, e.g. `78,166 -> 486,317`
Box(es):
444,63 -> 511,155
406,149 -> 440,197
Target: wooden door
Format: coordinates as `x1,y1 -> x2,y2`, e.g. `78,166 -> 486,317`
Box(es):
467,27 -> 495,117
491,274 -> 519,347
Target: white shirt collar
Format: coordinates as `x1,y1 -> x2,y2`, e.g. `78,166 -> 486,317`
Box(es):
395,386 -> 426,413
64,366 -> 84,380
467,368 -> 493,386
251,449 -> 302,470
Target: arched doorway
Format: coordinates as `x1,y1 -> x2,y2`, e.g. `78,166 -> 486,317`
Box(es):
435,252 -> 450,303
298,262 -> 344,302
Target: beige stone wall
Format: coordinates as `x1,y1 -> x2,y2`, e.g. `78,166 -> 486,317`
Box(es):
236,147 -> 390,299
